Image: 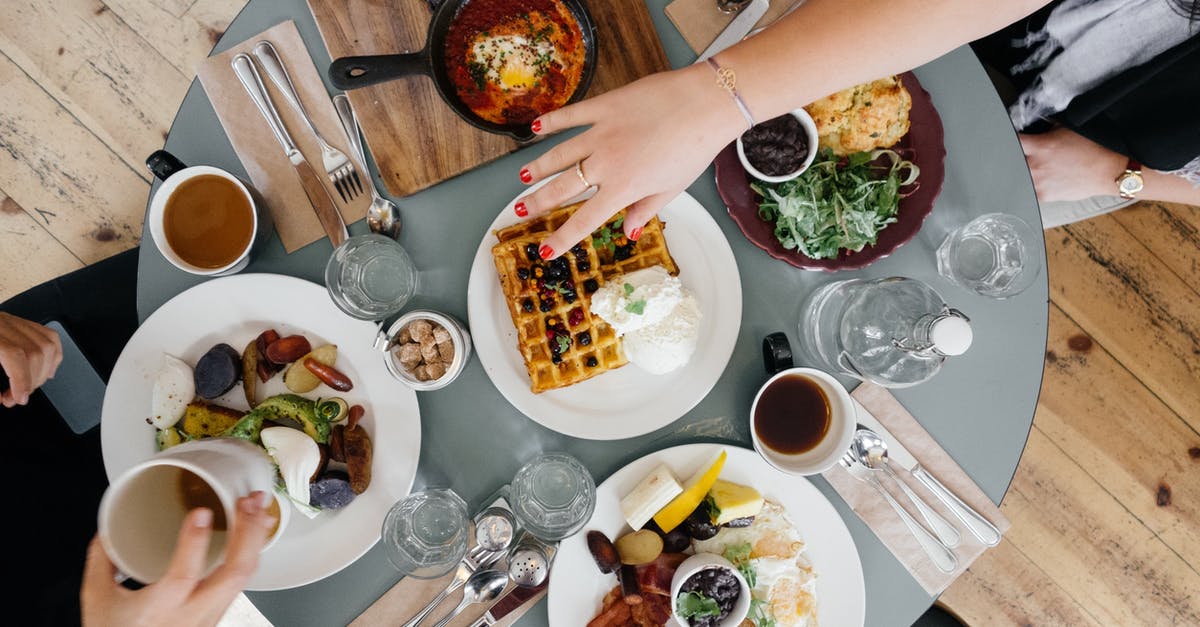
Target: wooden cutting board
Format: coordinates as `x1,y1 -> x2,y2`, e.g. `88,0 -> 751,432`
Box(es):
307,0 -> 671,197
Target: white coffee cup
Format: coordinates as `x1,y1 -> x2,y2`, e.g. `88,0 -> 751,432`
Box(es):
98,438 -> 278,583
750,367 -> 855,475
145,150 -> 272,276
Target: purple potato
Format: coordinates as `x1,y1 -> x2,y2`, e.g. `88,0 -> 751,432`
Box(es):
310,472 -> 357,510
195,343 -> 241,399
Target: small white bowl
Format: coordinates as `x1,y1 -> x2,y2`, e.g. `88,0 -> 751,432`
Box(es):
736,108 -> 819,184
750,367 -> 855,476
381,310 -> 472,391
670,553 -> 752,627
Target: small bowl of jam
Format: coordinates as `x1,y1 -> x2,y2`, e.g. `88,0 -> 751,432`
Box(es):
736,109 -> 819,184
670,553 -> 751,627
750,367 -> 855,475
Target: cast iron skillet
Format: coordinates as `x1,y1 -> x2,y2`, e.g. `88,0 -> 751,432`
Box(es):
329,0 -> 597,142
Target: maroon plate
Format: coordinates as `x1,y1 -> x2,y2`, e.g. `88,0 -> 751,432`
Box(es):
715,71 -> 946,271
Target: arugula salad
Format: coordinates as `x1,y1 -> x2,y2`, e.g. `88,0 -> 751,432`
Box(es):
752,148 -> 920,260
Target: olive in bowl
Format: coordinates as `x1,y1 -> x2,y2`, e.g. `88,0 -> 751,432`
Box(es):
670,553 -> 751,627
736,109 -> 819,184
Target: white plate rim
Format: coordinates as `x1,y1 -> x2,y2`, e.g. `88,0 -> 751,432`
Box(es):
100,273 -> 422,590
546,443 -> 866,627
466,182 -> 742,440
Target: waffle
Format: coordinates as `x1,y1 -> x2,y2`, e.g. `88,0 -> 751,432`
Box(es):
492,203 -> 679,393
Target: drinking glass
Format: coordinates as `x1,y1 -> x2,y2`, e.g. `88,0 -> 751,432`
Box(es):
381,488 -> 469,579
508,452 -> 596,541
935,213 -> 1040,299
325,233 -> 418,320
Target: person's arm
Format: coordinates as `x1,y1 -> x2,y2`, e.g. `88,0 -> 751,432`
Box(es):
81,492 -> 275,627
0,312 -> 62,407
1020,128 -> 1200,205
516,0 -> 1053,259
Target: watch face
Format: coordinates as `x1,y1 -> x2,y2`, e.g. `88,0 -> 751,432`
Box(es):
1119,173 -> 1144,196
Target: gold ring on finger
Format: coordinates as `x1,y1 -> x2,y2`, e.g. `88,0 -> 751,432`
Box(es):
575,160 -> 594,189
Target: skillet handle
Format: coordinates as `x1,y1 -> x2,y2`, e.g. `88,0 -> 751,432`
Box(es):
329,54 -> 427,90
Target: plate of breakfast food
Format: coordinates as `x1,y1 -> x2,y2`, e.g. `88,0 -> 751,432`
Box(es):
716,71 -> 946,271
101,274 -> 421,590
548,444 -> 865,627
467,181 -> 742,440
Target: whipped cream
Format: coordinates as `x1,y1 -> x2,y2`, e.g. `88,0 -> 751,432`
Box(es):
590,265 -> 702,374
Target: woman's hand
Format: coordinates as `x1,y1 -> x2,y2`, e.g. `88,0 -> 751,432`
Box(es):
514,63 -> 746,259
1019,128 -> 1127,202
0,312 -> 62,407
81,492 -> 276,627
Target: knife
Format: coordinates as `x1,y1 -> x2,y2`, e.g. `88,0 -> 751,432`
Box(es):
231,53 -> 348,247
696,0 -> 771,63
851,398 -> 1002,546
469,579 -> 546,627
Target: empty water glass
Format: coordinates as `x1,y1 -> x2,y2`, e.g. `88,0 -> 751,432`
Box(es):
509,452 -> 596,541
936,213 -> 1040,299
381,488 -> 469,579
325,233 -> 418,320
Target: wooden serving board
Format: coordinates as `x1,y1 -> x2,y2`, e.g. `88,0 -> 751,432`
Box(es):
307,0 -> 671,197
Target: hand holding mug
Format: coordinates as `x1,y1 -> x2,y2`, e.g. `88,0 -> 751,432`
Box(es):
81,492 -> 276,627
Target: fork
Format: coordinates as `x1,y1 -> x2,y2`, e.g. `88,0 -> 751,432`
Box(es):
840,450 -> 958,573
251,40 -> 363,203
400,544 -> 500,627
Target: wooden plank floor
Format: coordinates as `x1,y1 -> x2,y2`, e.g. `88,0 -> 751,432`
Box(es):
1,3 -> 1197,625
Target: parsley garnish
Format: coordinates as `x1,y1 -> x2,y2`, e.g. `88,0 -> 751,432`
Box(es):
556,335 -> 571,353
723,543 -> 756,589
676,592 -> 721,620
623,283 -> 635,297
749,599 -> 777,627
590,217 -> 628,254
625,299 -> 646,315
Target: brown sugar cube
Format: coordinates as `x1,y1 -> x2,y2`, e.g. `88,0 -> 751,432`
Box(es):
396,343 -> 422,370
431,325 -> 451,344
425,361 -> 446,380
420,337 -> 439,363
413,365 -> 430,381
437,340 -> 455,363
397,325 -> 412,345
408,319 -> 433,343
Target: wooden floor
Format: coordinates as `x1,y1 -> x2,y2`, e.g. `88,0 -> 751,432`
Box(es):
2,2 -> 1197,625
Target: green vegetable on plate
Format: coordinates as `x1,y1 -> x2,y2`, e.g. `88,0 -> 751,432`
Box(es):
676,591 -> 722,620
752,148 -> 919,260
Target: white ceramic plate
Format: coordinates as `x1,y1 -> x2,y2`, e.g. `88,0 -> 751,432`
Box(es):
547,444 -> 866,626
100,274 -> 421,590
467,182 -> 742,440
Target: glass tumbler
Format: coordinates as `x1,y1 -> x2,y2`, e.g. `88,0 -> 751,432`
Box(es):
325,233 -> 418,320
381,488 -> 469,579
509,452 -> 596,541
935,213 -> 1041,299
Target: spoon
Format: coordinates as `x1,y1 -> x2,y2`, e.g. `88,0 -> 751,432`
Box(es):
332,94 -> 402,239
430,569 -> 509,627
854,429 -> 961,548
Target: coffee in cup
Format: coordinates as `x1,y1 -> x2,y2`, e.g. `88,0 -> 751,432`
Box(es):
750,367 -> 855,475
98,438 -> 278,583
145,150 -> 271,276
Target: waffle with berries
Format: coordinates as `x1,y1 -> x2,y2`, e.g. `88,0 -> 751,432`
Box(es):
492,203 -> 678,393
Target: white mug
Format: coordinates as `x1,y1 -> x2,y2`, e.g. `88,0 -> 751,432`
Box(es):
145,150 -> 272,276
98,438 -> 277,583
749,367 -> 856,475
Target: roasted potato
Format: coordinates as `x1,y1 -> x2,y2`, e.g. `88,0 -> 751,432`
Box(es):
241,340 -> 259,408
343,423 -> 372,494
615,530 -> 664,565
283,344 -> 337,393
180,402 -> 244,439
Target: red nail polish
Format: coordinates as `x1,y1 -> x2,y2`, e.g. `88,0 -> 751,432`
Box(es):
629,227 -> 643,241
531,119 -> 542,133
515,202 -> 528,217
539,244 -> 554,259
520,168 -> 533,184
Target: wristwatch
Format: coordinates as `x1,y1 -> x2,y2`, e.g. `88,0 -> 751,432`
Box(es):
1116,158 -> 1144,199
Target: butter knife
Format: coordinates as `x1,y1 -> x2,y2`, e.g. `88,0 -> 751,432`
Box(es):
231,53 -> 348,246
852,398 -> 1002,546
696,0 -> 771,63
469,580 -> 545,627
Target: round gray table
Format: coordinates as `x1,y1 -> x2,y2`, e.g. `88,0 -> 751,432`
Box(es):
135,1 -> 1048,624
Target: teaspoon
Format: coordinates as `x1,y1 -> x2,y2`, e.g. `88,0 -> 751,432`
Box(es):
332,94 -> 402,239
430,569 -> 508,627
854,429 -> 961,548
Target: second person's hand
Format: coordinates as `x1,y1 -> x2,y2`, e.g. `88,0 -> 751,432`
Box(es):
514,63 -> 747,259
0,312 -> 63,407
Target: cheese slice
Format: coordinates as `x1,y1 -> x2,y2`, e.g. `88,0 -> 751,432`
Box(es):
707,479 -> 764,525
652,450 -> 727,533
620,464 -> 683,530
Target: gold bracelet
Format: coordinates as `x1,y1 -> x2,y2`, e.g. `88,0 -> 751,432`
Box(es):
706,57 -> 756,129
